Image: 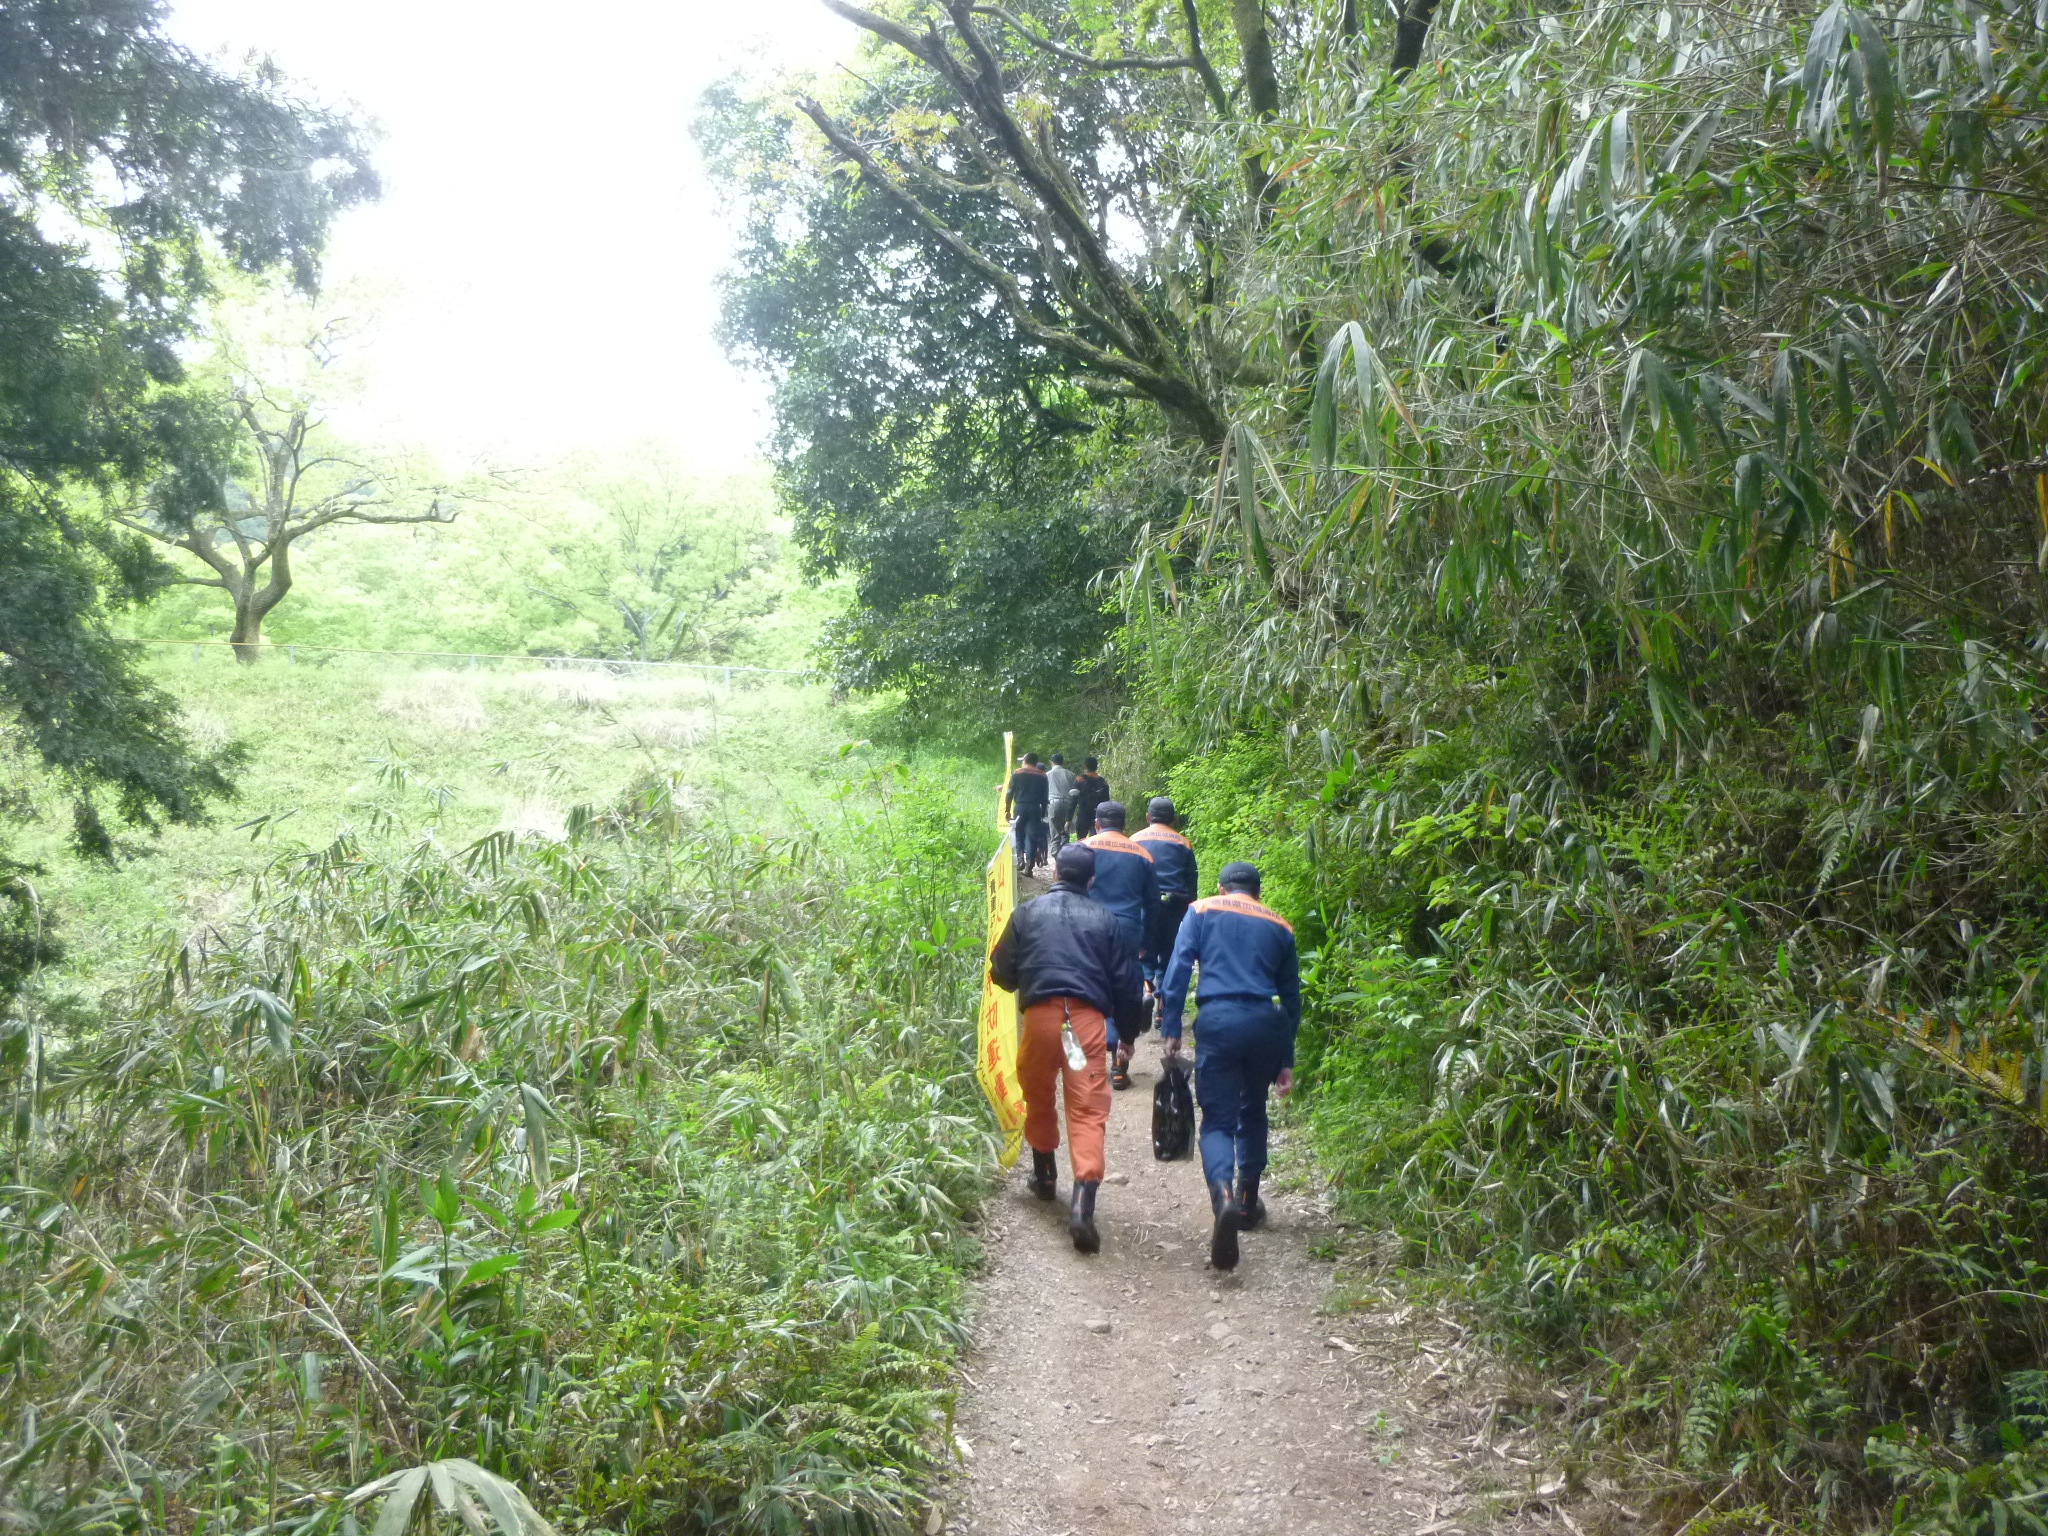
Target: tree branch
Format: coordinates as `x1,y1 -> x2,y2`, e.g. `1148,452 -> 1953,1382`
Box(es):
285,499 -> 457,538
967,6 -> 1203,73
931,0 -> 1187,374
797,97 -> 1224,443
1176,0 -> 1233,115
817,0 -> 945,66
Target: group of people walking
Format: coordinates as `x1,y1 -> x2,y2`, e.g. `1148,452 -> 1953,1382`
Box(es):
1002,751 -> 1107,875
989,756 -> 1301,1273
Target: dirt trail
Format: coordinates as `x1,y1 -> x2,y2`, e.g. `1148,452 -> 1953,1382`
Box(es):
942,1037 -> 1554,1536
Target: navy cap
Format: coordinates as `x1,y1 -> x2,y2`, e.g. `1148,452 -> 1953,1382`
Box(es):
1217,861 -> 1261,894
1146,796 -> 1176,822
1094,800 -> 1127,828
1055,843 -> 1096,885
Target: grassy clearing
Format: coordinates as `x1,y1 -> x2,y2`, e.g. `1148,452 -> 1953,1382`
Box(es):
2,657 -> 1000,1533
13,651 -> 880,997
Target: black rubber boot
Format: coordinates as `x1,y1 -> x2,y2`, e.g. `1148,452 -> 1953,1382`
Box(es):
1235,1175 -> 1266,1231
1111,1051 -> 1133,1091
1028,1151 -> 1059,1202
1069,1180 -> 1101,1254
1208,1181 -> 1241,1271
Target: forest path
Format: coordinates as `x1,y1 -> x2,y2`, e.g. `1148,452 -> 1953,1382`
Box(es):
944,867 -> 1551,1536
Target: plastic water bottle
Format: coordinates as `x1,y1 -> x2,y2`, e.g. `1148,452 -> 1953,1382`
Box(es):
1061,1020 -> 1086,1071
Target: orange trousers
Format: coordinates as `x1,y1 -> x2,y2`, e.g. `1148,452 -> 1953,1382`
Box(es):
1019,998 -> 1110,1183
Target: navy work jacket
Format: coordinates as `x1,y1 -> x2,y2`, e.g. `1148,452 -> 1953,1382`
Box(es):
1006,765 -> 1049,814
1158,893 -> 1303,1065
1083,830 -> 1158,956
988,883 -> 1145,1027
1132,823 -> 1199,897
1073,772 -> 1110,825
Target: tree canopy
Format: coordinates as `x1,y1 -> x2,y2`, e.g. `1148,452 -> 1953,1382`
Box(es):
0,0 -> 374,855
702,0 -> 1296,712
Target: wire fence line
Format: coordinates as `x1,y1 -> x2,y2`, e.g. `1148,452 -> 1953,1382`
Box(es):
127,636 -> 814,682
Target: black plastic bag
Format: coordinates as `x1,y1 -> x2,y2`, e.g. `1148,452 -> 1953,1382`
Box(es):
1153,1057 -> 1194,1161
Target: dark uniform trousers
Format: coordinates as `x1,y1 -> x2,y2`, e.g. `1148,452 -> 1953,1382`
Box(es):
1192,1000 -> 1291,1189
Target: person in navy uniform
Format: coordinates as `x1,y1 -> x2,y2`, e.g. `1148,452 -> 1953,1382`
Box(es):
1131,796 -> 1198,998
1082,801 -> 1157,1088
1156,861 -> 1300,1272
1004,752 -> 1051,876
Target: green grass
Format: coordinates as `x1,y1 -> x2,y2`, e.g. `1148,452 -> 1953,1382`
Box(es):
16,651 -> 920,1000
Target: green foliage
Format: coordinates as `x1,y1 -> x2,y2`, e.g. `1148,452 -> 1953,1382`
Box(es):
133,455 -> 830,670
0,860 -> 60,1012
0,0 -> 372,852
0,498 -> 246,865
1076,0 -> 2048,1522
7,657 -> 870,1009
698,22 -> 1192,715
507,454 -> 783,664
0,747 -> 990,1531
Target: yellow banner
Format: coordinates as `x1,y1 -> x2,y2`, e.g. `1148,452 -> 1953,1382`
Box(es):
977,732 -> 1025,1166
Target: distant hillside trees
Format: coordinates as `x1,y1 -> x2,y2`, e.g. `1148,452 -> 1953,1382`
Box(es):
521,453 -> 781,663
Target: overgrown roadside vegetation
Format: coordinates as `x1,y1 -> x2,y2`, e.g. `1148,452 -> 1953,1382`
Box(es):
1,739 -> 993,1531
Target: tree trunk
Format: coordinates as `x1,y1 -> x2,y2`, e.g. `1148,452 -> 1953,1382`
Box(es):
1391,0 -> 1442,76
231,538 -> 294,664
230,594 -> 266,665
1230,0 -> 1280,117
1229,0 -> 1283,218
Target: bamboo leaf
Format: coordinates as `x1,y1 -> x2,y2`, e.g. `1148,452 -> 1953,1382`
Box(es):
1311,322 -> 1381,472
1841,333 -> 1899,440
446,1461 -> 557,1536
1698,371 -> 1729,451
521,1082 -> 553,1190
457,1253 -> 521,1289
1801,2 -> 1851,136
1550,121 -> 1601,240
1619,348 -> 1649,443
460,1468 -> 546,1536
1653,354 -> 1697,458
1310,342 -> 1340,473
1734,453 -> 1767,517
1771,348 -> 1793,455
1664,107 -> 1723,179
1829,338 -> 1856,432
369,1468 -> 428,1536
1845,11 -> 1896,166
1231,424 -> 1275,584
429,1464 -> 461,1514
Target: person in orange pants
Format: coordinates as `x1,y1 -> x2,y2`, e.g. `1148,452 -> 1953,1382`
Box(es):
988,842 -> 1146,1252
1018,997 -> 1110,1188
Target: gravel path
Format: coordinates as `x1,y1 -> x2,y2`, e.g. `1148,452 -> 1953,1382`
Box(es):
940,1042 -> 1553,1536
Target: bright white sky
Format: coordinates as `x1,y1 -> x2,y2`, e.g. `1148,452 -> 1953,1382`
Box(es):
164,0 -> 858,474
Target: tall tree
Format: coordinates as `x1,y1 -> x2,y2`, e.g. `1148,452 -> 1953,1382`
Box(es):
793,0 -> 1273,448
0,0 -> 373,862
707,0 -> 1291,709
111,312 -> 457,661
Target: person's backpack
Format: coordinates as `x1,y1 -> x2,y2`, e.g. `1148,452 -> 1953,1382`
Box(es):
1152,1058 -> 1194,1160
